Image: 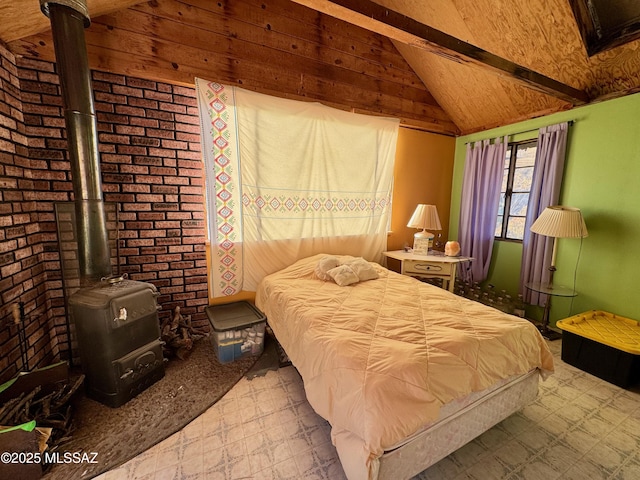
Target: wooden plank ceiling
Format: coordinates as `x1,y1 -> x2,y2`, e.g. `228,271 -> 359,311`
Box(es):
2,0 -> 640,135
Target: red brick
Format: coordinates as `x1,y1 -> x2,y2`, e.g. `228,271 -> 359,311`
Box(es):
132,137 -> 160,147
128,97 -> 158,109
122,202 -> 151,211
93,71 -> 126,84
99,133 -> 131,144
95,92 -> 127,105
151,185 -> 179,196
173,95 -> 197,107
115,105 -> 146,117
162,176 -> 190,186
176,132 -> 201,143
112,85 -> 143,98
148,148 -> 177,158
104,193 -> 136,203
140,229 -> 167,238
162,139 -> 188,150
98,112 -> 129,124
117,145 -> 148,156
175,122 -> 201,134
115,125 -> 145,136
137,212 -> 166,220
125,220 -> 155,230
147,128 -> 175,139
120,164 -> 149,174
129,117 -> 159,128
95,102 -> 115,113
140,246 -> 168,255
147,110 -> 174,121
144,90 -> 173,102
127,239 -> 155,247
101,153 -> 133,164
177,150 -> 202,160
127,77 -> 156,89
122,183 -> 151,193
142,262 -> 169,271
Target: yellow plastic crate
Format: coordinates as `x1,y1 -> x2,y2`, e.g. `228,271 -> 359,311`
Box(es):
557,310 -> 640,387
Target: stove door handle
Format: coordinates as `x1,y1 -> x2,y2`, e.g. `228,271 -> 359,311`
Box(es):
120,369 -> 134,380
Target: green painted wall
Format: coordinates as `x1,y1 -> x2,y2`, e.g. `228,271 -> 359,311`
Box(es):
449,92 -> 640,326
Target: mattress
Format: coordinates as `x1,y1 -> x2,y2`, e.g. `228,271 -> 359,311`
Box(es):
255,254 -> 554,480
377,369 -> 539,479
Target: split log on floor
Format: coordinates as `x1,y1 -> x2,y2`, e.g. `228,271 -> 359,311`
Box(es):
161,306 -> 207,359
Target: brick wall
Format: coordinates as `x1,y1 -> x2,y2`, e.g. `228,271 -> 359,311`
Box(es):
0,49 -> 207,383
0,45 -> 60,382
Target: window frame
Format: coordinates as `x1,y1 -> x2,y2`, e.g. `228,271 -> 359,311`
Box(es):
495,139 -> 537,242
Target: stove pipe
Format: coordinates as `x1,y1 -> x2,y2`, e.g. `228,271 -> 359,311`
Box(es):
40,0 -> 111,285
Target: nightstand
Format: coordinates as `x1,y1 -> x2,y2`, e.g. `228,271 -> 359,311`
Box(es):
383,250 -> 472,292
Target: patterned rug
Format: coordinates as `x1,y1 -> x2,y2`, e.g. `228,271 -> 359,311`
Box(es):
42,337 -> 260,479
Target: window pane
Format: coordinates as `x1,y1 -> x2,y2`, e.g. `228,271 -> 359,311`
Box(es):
495,215 -> 503,237
509,192 -> 529,216
501,168 -> 509,191
506,216 -> 525,240
497,192 -> 505,215
496,141 -> 536,241
513,166 -> 534,192
515,144 -> 536,167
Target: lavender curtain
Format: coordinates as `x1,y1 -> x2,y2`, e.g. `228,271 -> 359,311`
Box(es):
459,137 -> 507,282
520,122 -> 569,305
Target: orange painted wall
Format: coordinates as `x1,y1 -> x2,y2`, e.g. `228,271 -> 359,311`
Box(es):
209,127 -> 456,305
387,128 -> 456,252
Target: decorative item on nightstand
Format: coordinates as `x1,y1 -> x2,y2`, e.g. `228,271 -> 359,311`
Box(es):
407,204 -> 442,255
529,205 -> 588,340
444,241 -> 461,257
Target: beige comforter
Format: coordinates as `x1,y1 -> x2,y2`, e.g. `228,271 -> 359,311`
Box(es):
255,255 -> 554,480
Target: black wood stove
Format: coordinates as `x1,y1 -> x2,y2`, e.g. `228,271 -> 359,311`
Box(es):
69,276 -> 165,408
40,0 -> 166,408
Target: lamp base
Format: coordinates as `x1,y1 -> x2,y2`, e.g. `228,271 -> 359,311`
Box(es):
413,231 -> 434,255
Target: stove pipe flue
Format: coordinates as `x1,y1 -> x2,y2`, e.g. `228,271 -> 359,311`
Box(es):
40,0 -> 112,285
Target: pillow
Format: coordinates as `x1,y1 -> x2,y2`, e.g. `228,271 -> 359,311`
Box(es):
327,265 -> 360,286
347,258 -> 379,282
314,256 -> 340,281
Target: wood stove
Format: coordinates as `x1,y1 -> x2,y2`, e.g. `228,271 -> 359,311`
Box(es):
69,277 -> 165,408
39,0 -> 166,408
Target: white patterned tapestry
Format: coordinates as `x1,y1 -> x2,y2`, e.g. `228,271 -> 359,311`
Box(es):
196,79 -> 399,297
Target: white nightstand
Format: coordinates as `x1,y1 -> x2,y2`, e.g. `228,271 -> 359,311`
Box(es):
383,250 -> 472,292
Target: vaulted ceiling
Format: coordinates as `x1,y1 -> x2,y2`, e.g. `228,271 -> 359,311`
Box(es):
2,0 -> 640,135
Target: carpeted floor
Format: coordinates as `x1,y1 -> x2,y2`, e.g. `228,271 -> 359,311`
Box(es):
42,337 -> 263,480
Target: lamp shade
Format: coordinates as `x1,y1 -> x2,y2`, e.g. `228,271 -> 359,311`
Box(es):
407,204 -> 442,231
530,206 -> 588,238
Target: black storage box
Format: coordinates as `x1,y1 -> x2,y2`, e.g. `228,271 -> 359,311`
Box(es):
557,310 -> 640,388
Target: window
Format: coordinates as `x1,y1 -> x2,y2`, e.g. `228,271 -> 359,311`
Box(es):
495,140 -> 537,241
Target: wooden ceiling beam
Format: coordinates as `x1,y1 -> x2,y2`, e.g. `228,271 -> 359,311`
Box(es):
291,0 -> 591,105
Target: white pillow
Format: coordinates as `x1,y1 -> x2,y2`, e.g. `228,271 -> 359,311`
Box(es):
327,264 -> 360,286
315,256 -> 340,281
347,258 -> 379,282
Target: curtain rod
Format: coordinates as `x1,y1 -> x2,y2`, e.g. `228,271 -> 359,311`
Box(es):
466,120 -> 575,144
509,119 -> 575,137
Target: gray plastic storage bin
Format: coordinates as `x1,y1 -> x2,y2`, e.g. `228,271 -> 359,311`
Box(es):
206,301 -> 266,363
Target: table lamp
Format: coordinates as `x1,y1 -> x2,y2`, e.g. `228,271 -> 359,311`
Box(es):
407,204 -> 441,255
529,205 -> 588,338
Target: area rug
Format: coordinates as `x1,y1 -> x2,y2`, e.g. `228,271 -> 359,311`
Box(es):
41,337 -> 260,480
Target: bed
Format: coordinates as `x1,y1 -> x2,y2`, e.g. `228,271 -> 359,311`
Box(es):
255,254 -> 554,480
